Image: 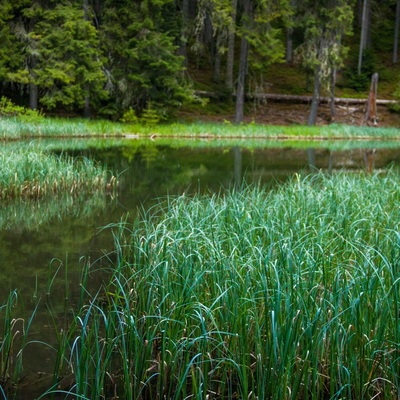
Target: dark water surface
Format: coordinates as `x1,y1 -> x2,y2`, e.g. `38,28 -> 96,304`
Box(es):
2,139 -> 400,397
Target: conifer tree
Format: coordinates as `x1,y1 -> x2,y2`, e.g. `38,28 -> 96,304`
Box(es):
98,0 -> 191,119
5,1 -> 106,112
297,0 -> 354,125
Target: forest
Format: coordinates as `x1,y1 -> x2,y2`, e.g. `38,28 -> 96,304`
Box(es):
1,0 -> 400,125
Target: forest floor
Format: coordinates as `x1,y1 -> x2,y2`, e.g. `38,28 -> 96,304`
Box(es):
179,100 -> 400,128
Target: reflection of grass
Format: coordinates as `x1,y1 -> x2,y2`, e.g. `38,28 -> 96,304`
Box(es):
18,170 -> 398,399
0,143 -> 116,200
0,191 -> 111,231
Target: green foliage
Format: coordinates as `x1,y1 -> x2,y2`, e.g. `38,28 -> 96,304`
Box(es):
99,0 -> 193,118
0,96 -> 44,122
296,0 -> 354,93
120,107 -> 138,124
140,102 -> 161,126
343,48 -> 377,91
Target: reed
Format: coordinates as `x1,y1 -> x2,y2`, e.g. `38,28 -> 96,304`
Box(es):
40,169 -> 400,399
0,144 -> 116,200
0,290 -> 38,396
1,116 -> 400,140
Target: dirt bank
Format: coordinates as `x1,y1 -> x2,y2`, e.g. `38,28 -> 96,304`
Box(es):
183,100 -> 400,128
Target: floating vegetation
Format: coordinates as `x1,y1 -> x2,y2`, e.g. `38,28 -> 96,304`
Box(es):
0,144 -> 117,200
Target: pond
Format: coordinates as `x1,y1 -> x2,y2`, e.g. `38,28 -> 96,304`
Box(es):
2,138 -> 400,398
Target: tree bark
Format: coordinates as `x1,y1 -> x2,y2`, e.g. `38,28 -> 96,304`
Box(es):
178,0 -> 189,63
286,0 -> 296,63
330,68 -> 337,122
363,72 -> 379,125
358,0 -> 370,74
225,0 -> 238,90
234,33 -> 248,123
234,0 -> 251,124
83,0 -> 91,117
394,0 -> 400,63
29,82 -> 38,110
308,69 -> 321,125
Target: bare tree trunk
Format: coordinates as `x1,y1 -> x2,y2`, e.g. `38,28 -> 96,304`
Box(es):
394,0 -> 400,63
29,81 -> 38,110
363,72 -> 379,125
234,33 -> 248,123
213,33 -> 222,81
330,67 -> 337,122
234,0 -> 251,124
226,0 -> 238,90
358,0 -> 370,74
83,0 -> 91,117
179,0 -> 189,63
308,69 -> 321,125
286,0 -> 296,63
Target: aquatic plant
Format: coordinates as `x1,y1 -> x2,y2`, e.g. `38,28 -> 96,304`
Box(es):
0,144 -> 116,200
41,169 -> 400,399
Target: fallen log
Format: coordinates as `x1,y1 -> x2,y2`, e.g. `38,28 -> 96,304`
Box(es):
194,90 -> 397,105
251,93 -> 398,105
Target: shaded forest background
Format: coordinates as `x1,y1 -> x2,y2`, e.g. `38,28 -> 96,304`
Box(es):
1,0 -> 400,125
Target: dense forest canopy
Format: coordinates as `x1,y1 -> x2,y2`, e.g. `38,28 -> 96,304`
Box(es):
0,0 -> 399,122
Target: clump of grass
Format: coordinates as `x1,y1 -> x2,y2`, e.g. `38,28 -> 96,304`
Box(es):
0,290 -> 38,395
0,144 -> 116,200
0,117 -> 129,139
43,169 -> 400,399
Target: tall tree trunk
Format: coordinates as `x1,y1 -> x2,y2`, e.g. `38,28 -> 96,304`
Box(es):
226,0 -> 238,90
358,0 -> 370,74
213,33 -> 222,81
308,68 -> 321,125
234,0 -> 251,124
286,0 -> 296,63
363,72 -> 379,125
330,68 -> 337,123
179,0 -> 189,63
394,0 -> 400,63
29,81 -> 38,110
83,0 -> 91,117
29,55 -> 38,110
234,31 -> 248,123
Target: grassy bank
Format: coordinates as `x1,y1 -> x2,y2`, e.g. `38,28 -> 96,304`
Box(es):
1,116 -> 400,140
2,170 -> 398,399
0,143 -> 116,200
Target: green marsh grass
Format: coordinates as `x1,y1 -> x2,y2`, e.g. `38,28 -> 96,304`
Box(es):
42,169 -> 400,399
2,116 -> 400,140
0,143 -> 116,200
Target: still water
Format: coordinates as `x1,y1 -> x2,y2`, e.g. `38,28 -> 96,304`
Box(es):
1,139 -> 400,397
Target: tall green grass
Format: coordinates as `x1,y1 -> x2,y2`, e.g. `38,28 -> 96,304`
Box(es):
0,144 -> 116,200
1,116 -> 400,140
39,170 -> 400,399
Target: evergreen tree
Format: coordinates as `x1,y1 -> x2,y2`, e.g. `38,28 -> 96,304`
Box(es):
5,1 -> 106,112
297,0 -> 354,125
98,0 -> 191,119
234,0 -> 290,123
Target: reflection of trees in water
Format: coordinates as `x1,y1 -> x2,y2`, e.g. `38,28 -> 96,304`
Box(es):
307,148 -> 316,170
364,149 -> 376,173
233,146 -> 242,187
